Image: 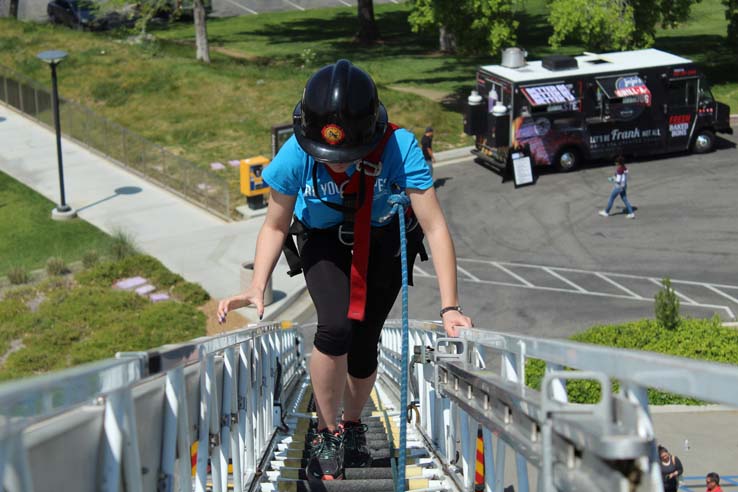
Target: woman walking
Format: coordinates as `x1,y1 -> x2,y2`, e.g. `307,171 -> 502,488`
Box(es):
599,155 -> 636,218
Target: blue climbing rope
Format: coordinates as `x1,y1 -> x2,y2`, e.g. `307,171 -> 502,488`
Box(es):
387,192 -> 411,492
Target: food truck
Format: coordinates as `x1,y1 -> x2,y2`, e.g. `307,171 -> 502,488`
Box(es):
464,48 -> 733,173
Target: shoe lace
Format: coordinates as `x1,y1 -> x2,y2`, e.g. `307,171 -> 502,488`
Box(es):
311,430 -> 342,459
343,423 -> 368,450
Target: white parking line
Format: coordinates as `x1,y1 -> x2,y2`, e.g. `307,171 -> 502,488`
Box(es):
428,258 -> 738,319
223,0 -> 258,14
705,285 -> 738,306
543,267 -> 586,293
338,0 -> 352,5
591,273 -> 642,299
413,265 -> 432,277
457,266 -> 480,282
284,0 -> 306,11
491,262 -> 534,287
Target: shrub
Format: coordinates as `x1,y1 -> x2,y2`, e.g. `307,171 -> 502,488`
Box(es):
6,266 -> 30,285
171,281 -> 211,306
46,257 -> 69,276
109,229 -> 138,261
526,317 -> 738,405
655,277 -> 681,330
0,283 -> 205,379
82,250 -> 100,268
77,254 -> 171,288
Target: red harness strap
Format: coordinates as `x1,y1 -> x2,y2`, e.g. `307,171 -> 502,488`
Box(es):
325,124 -> 398,321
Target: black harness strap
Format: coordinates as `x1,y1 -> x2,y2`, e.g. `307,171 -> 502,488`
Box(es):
281,127 -> 426,278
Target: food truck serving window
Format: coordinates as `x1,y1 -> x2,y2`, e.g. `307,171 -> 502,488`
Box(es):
595,75 -> 651,103
520,84 -> 575,107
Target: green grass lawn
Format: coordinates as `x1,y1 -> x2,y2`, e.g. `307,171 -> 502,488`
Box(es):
0,254 -> 208,381
0,170 -> 116,274
0,172 -> 209,381
0,0 -> 734,176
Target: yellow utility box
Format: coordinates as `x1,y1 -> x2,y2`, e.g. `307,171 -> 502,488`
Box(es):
240,156 -> 270,197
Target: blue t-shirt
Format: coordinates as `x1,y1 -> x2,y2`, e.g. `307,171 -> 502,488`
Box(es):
262,128 -> 433,228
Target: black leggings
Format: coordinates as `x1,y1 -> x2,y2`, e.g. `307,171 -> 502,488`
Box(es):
300,221 -> 414,378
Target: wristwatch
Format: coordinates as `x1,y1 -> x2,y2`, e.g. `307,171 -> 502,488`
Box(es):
439,305 -> 463,318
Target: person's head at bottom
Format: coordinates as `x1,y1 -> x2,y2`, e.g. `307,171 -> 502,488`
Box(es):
292,59 -> 387,172
706,472 -> 721,490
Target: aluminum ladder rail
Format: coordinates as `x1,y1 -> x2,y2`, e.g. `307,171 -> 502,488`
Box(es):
378,320 -> 738,492
0,321 -> 304,492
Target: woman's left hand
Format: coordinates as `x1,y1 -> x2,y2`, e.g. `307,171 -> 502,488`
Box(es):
442,309 -> 473,337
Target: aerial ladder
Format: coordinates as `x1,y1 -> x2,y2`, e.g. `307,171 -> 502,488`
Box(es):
2,317 -> 738,492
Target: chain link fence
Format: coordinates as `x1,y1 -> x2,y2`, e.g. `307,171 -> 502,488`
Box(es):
0,63 -> 233,220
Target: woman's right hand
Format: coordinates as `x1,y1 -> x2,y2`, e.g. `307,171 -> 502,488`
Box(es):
217,286 -> 265,324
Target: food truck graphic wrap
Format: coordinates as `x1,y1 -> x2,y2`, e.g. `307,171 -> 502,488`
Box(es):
464,49 -> 732,172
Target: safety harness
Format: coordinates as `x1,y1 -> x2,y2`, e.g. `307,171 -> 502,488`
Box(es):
282,123 -> 427,321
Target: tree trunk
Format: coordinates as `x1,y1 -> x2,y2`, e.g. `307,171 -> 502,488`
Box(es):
356,0 -> 380,44
438,24 -> 456,53
9,0 -> 19,18
193,0 -> 210,63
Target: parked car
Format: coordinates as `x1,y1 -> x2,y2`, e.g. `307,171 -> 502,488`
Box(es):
47,0 -> 135,30
47,0 -> 99,30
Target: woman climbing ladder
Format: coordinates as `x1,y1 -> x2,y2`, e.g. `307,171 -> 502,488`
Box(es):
217,59 -> 473,481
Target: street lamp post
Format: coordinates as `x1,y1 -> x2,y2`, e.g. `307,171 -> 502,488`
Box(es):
37,50 -> 76,220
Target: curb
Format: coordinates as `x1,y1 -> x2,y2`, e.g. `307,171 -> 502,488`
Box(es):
435,146 -> 474,167
731,114 -> 738,126
650,404 -> 738,414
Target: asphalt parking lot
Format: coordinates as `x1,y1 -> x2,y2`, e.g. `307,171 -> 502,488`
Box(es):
12,0 -> 400,21
211,0 -> 399,17
390,131 -> 738,338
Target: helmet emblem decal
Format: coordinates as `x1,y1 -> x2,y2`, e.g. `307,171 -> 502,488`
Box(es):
321,124 -> 345,145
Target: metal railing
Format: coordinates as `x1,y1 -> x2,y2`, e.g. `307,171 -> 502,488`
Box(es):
0,321 -> 304,492
378,320 -> 738,492
7,316 -> 738,492
0,64 -> 233,220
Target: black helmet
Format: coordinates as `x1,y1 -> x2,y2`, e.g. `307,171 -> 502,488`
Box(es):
293,59 -> 388,163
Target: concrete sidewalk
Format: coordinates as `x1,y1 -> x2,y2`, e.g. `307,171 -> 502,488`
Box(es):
0,104 -> 306,322
0,104 -> 472,321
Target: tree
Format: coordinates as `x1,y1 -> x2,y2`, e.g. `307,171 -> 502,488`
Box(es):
548,0 -> 635,51
109,0 -> 210,63
408,0 -> 518,55
193,0 -> 210,63
725,0 -> 738,49
356,0 -> 380,44
548,0 -> 701,51
655,277 -> 680,331
131,0 -> 172,35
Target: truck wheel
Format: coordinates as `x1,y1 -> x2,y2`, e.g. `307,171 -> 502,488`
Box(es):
692,129 -> 715,154
555,148 -> 580,172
